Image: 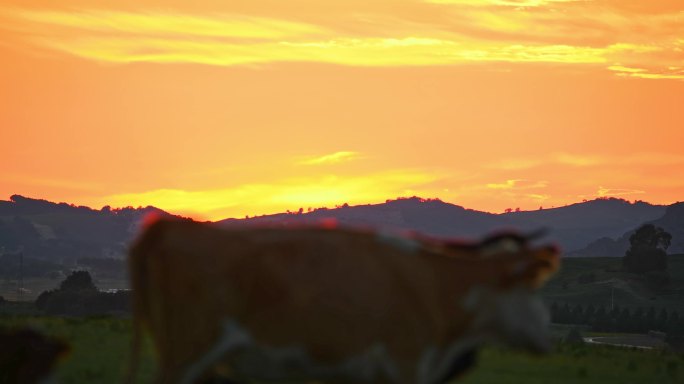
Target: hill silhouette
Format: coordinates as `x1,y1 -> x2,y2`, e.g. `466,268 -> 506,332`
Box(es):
219,196 -> 671,254
1,195 -> 681,263
0,195 -> 176,264
570,202 -> 684,257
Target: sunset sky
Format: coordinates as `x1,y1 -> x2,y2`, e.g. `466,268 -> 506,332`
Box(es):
1,0 -> 683,220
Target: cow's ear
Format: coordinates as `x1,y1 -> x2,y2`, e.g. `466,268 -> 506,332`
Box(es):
503,246 -> 560,289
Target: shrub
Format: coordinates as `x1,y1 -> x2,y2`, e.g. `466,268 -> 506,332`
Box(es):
60,271 -> 97,292
577,272 -> 596,284
645,270 -> 671,290
35,271 -> 131,316
564,327 -> 585,344
623,224 -> 670,274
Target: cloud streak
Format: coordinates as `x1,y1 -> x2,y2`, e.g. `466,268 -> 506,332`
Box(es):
597,186 -> 646,197
487,179 -> 521,189
426,0 -> 582,7
10,9 -> 327,40
27,34 -> 614,67
486,179 -> 549,189
609,64 -> 684,80
0,3 -> 682,78
488,152 -> 684,171
298,151 -> 362,165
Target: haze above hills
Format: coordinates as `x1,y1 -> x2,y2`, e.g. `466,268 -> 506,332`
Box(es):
1,195 -> 682,264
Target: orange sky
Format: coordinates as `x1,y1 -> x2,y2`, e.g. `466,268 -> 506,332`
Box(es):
1,0 -> 683,220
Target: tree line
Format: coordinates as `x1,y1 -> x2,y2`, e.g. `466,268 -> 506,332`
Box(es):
550,302 -> 683,335
35,271 -> 129,316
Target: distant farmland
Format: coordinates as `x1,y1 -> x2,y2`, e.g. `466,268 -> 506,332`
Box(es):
3,255 -> 683,312
542,254 -> 684,313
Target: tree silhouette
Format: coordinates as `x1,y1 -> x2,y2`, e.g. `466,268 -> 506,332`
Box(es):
59,270 -> 97,292
36,270 -> 129,316
623,224 -> 671,274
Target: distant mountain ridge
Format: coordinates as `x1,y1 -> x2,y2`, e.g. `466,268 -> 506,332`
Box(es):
569,202 -> 684,257
0,195 -> 176,264
1,195 -> 681,262
219,196 -> 674,255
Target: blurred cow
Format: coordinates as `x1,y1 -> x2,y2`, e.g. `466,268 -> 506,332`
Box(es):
127,219 -> 559,384
0,328 -> 69,384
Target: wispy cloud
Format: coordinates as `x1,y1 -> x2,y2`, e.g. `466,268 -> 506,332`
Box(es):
553,153 -> 601,167
487,179 -> 521,189
597,186 -> 646,197
525,193 -> 551,201
426,0 -> 582,7
609,64 -> 684,80
26,35 -> 612,67
488,152 -> 684,171
0,4 -> 681,78
298,151 -> 362,165
487,158 -> 544,171
9,9 -> 327,40
486,179 -> 548,189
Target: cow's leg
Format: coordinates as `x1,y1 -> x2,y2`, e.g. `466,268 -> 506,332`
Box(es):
155,361 -> 185,384
198,376 -> 243,384
417,335 -> 482,384
180,320 -> 252,384
434,348 -> 477,384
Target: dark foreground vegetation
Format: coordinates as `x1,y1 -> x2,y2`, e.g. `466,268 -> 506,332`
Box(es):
0,315 -> 681,384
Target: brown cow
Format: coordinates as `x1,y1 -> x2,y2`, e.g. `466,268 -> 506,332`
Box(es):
127,219 -> 559,384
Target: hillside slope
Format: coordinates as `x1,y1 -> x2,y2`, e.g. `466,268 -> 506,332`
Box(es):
1,195 -> 677,263
0,195 -> 175,264
570,202 -> 684,257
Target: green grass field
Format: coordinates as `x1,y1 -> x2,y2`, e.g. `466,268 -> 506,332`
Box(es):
0,316 -> 156,383
1,316 -> 681,384
460,345 -> 681,384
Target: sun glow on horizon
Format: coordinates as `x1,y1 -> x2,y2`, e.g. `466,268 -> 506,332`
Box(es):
91,168 -> 443,220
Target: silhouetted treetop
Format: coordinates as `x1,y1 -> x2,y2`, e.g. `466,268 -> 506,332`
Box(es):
59,270 -> 97,292
623,224 -> 671,274
629,223 -> 671,251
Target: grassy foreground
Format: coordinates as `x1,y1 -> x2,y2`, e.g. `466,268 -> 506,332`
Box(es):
460,344 -> 680,384
0,316 -> 155,383
1,316 -> 681,384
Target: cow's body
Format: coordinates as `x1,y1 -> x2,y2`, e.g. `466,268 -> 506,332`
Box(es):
128,219 -> 559,384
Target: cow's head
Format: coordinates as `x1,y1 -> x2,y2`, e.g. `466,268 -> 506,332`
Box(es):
462,235 -> 560,354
